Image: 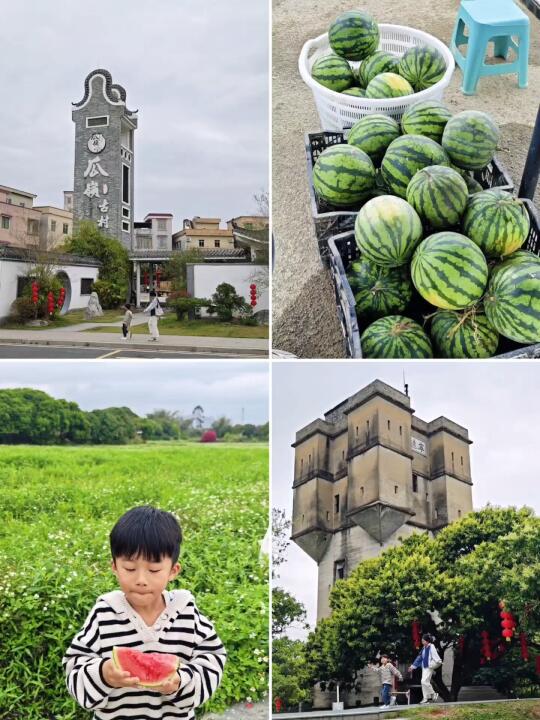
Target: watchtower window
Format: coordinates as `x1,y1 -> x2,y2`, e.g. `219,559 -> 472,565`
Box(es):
308,453 -> 312,467
355,426 -> 359,438
366,420 -> 370,435
387,420 -> 391,430
461,456 -> 464,466
458,509 -> 462,518
326,511 -> 329,521
412,474 -> 418,493
342,450 -> 345,461
360,486 -> 364,496
435,508 -> 439,519
394,485 -> 398,494
399,425 -> 402,436
300,458 -> 303,474
334,494 -> 340,513
334,560 -> 345,582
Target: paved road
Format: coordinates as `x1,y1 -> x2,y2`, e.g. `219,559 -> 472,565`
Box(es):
0,343 -> 257,359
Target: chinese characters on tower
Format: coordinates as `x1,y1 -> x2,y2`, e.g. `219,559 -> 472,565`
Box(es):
83,148 -> 110,229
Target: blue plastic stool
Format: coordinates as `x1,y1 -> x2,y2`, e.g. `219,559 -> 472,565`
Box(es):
450,0 -> 530,95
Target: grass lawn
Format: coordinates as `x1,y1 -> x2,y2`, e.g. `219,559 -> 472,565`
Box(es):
1,307 -> 123,329
84,314 -> 269,338
387,700 -> 540,719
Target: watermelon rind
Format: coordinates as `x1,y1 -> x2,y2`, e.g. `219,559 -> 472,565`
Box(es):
358,50 -> 399,87
361,315 -> 433,358
347,114 -> 400,165
484,259 -> 540,344
431,309 -> 499,358
381,135 -> 449,199
398,45 -> 446,91
311,55 -> 355,92
442,110 -> 499,171
348,258 -> 413,318
354,195 -> 423,267
313,144 -> 376,207
342,86 -> 366,97
401,100 -> 452,143
328,11 -> 379,61
406,164 -> 468,230
113,646 -> 179,688
365,72 -> 414,99
411,231 -> 489,310
463,189 -> 530,258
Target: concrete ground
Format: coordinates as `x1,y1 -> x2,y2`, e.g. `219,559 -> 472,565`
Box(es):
205,700 -> 269,720
272,0 -> 540,358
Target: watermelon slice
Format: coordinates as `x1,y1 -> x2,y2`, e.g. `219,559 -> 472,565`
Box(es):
112,646 -> 179,687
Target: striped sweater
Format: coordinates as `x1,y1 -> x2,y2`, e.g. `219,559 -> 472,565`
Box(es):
63,589 -> 226,720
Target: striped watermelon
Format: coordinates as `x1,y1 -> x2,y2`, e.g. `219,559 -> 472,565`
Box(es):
484,259 -> 540,343
348,258 -> 413,317
406,165 -> 468,229
381,135 -> 449,198
358,51 -> 399,87
361,315 -> 433,358
442,110 -> 499,171
328,11 -> 379,61
463,174 -> 483,195
313,144 -> 376,207
342,87 -> 366,96
365,72 -> 414,99
347,114 -> 400,165
401,101 -> 452,143
354,195 -> 423,267
431,309 -> 499,358
311,55 -> 355,92
493,250 -> 540,273
398,45 -> 447,91
411,231 -> 489,310
463,189 -> 530,258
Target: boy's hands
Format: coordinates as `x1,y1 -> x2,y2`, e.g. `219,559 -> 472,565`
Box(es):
102,659 -> 141,688
152,671 -> 181,695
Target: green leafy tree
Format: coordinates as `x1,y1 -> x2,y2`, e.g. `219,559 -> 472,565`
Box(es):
273,638 -> 312,710
212,416 -> 233,438
162,249 -> 203,291
208,283 -> 251,322
304,507 -> 540,702
273,588 -> 309,637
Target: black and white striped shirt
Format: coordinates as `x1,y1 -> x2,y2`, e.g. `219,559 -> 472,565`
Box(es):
63,589 -> 226,720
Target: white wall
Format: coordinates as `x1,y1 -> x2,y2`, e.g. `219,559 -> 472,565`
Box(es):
187,263 -> 269,314
0,260 -> 99,318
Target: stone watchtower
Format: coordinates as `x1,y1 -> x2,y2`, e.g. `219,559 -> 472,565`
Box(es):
291,380 -> 473,620
72,69 -> 138,249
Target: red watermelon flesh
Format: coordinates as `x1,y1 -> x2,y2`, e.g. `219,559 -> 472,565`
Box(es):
112,646 -> 179,687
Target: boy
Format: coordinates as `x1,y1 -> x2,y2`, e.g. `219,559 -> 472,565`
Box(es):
122,303 -> 133,340
368,654 -> 402,709
63,506 -> 226,719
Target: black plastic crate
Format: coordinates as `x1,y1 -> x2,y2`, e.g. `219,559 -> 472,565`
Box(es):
329,198 -> 540,359
306,131 -> 515,264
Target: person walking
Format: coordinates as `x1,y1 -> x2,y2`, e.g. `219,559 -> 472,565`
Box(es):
143,290 -> 163,342
368,654 -> 402,709
121,303 -> 133,340
408,634 -> 442,704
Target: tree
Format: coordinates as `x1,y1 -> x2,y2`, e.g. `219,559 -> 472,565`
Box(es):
273,638 -> 312,710
303,507 -> 540,702
208,283 -> 251,322
253,189 -> 269,216
63,220 -> 130,307
162,249 -> 203,292
212,416 -> 233,438
273,588 -> 309,637
272,508 -> 291,579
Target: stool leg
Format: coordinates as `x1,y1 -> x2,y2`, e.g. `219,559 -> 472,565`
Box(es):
461,29 -> 486,95
493,36 -> 510,60
518,29 -> 529,88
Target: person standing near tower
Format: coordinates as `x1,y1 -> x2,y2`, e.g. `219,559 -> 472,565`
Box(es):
409,634 -> 442,704
144,290 -> 163,342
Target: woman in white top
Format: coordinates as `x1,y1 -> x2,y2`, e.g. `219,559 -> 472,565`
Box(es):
143,290 -> 163,341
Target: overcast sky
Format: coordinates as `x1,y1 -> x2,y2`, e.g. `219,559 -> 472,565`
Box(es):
0,361 -> 268,424
272,361 -> 540,637
0,0 -> 268,226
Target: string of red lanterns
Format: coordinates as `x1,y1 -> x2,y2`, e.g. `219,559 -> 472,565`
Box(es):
31,281 -> 39,305
250,283 -> 257,308
412,620 -> 422,650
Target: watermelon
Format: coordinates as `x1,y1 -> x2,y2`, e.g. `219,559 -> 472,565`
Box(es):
342,87 -> 366,96
313,144 -> 376,207
311,55 -> 355,92
401,101 -> 452,143
442,110 -> 499,170
411,231 -> 489,310
484,259 -> 540,343
348,258 -> 413,317
381,135 -> 449,198
347,114 -> 400,165
406,165 -> 468,229
358,50 -> 399,87
112,646 -> 179,687
361,315 -> 433,358
492,249 -> 540,272
354,195 -> 423,267
463,189 -> 530,258
398,45 -> 447,91
328,11 -> 379,61
365,72 -> 414,99
431,309 -> 499,358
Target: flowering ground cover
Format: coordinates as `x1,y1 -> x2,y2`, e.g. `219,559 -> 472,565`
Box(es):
0,442 -> 269,719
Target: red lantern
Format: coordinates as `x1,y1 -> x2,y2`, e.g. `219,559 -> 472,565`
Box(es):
412,620 -> 422,649
249,282 -> 257,308
47,291 -> 55,316
502,629 -> 513,642
57,287 -> 66,309
31,281 -> 39,305
500,609 -> 516,641
275,698 -> 283,713
143,271 -> 149,287
480,630 -> 492,661
520,633 -> 529,662
156,268 -> 161,288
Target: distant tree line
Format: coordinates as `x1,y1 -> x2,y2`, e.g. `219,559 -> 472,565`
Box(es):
0,389 -> 268,445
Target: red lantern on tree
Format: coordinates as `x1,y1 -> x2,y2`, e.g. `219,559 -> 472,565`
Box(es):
520,633 -> 530,662
143,270 -> 149,287
412,620 -> 422,649
57,287 -> 66,309
500,610 -> 516,642
156,268 -> 161,288
31,281 -> 39,305
480,630 -> 492,661
47,291 -> 55,316
249,283 -> 257,308
275,697 -> 283,713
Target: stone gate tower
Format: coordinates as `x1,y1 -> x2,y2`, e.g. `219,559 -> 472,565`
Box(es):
72,69 -> 138,248
291,380 -> 474,619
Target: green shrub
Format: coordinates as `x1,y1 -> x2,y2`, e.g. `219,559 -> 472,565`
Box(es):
207,283 -> 251,322
9,296 -> 38,322
0,444 -> 269,719
171,297 -> 211,320
92,279 -> 126,308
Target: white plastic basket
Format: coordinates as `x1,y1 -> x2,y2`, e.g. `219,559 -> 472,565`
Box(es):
298,24 -> 455,130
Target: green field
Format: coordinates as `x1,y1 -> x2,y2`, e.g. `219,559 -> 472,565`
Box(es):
85,316 -> 270,338
0,443 -> 268,719
387,700 -> 540,719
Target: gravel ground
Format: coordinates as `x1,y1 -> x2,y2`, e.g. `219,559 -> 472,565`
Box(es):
204,700 -> 269,720
272,0 -> 540,358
